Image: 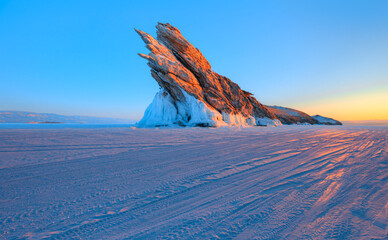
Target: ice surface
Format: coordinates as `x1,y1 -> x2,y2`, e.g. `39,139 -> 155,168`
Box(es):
0,126 -> 387,239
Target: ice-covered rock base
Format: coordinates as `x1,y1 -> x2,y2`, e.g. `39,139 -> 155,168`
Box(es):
137,90 -> 281,127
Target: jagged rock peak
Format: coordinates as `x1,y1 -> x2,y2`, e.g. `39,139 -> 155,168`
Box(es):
155,23 -> 212,76
135,23 -> 341,127
135,23 -> 278,127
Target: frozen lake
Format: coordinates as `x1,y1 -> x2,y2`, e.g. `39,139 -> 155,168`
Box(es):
0,123 -> 133,129
0,126 -> 387,239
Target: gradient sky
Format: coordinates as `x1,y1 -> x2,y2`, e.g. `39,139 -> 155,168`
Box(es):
1,0 -> 387,121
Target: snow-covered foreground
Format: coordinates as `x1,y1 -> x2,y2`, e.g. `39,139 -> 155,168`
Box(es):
0,126 -> 387,239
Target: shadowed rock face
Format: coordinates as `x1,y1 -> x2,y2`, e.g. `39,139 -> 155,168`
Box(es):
312,115 -> 343,125
135,23 -> 341,126
265,106 -> 319,125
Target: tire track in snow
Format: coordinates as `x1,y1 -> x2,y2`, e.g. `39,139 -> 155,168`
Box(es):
0,126 -> 387,239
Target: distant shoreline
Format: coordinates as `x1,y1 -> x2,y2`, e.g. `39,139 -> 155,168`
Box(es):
342,120 -> 388,127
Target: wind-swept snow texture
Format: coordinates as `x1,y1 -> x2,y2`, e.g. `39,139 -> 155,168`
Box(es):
0,126 -> 387,239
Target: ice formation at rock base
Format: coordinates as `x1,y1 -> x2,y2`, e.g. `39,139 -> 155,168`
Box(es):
138,90 -> 281,127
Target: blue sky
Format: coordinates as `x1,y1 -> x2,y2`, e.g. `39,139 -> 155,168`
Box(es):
1,0 -> 387,120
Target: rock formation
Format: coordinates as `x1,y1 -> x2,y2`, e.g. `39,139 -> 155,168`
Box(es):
265,106 -> 319,125
135,23 -> 341,127
312,115 -> 343,125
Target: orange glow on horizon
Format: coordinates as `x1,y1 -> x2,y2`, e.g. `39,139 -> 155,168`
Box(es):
293,85 -> 388,121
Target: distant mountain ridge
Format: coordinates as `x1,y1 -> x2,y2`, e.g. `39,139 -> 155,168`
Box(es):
0,111 -> 133,124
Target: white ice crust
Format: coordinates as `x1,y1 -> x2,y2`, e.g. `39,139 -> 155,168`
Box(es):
137,90 -> 178,127
137,90 -> 281,127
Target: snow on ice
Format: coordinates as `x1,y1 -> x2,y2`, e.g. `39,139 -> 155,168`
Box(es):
0,125 -> 387,239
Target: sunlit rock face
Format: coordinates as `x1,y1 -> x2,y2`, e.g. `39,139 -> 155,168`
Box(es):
136,23 -> 341,127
